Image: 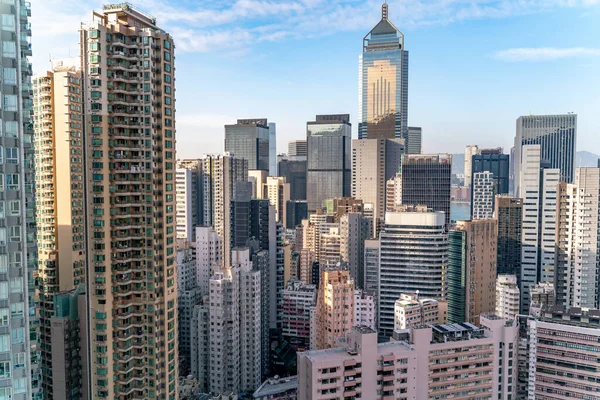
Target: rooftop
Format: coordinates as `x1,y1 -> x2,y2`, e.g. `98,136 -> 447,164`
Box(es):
253,376 -> 297,398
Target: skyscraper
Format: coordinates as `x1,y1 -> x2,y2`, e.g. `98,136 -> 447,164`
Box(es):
556,168 -> 600,309
495,196 -> 522,277
519,145 -> 560,313
306,114 -> 351,212
340,213 -> 372,289
287,140 -> 307,157
464,145 -> 480,187
351,138 -> 404,233
176,159 -> 203,241
471,148 -> 509,194
81,4 -> 177,398
359,1 -> 409,142
33,65 -> 86,399
471,171 -> 495,219
278,156 -> 307,201
407,126 -> 422,154
264,177 -> 290,224
378,207 -> 447,335
495,275 -> 520,320
513,114 -> 576,197
448,220 -> 498,325
224,118 -> 270,171
269,122 -> 277,176
395,154 -> 452,226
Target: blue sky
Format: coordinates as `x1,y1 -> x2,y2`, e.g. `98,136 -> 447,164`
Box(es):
31,0 -> 600,159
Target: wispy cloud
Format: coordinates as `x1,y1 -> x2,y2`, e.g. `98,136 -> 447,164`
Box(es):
494,47 -> 600,61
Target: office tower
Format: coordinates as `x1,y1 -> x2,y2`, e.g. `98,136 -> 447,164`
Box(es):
394,293 -> 446,330
519,145 -> 560,313
527,305 -> 600,399
195,227 -> 223,297
556,168 -> 600,309
495,196 -> 522,277
358,1 -> 408,142
33,63 -> 85,399
201,154 -> 248,267
354,290 -> 376,330
363,239 -> 380,299
378,207 -> 447,335
263,177 -> 290,223
224,118 -> 270,171
395,154 -> 452,226
176,241 -> 200,374
351,138 -> 404,231
448,219 -> 497,324
406,126 -> 422,154
471,148 -> 510,193
288,140 -> 307,157
282,281 -> 316,351
495,275 -> 520,320
277,157 -> 306,201
285,200 -> 308,229
340,213 -> 371,288
248,169 -> 268,199
298,316 -> 517,400
230,182 -> 253,249
176,159 -> 202,241
464,145 -> 480,187
269,122 -> 277,176
471,171 -> 494,219
80,5 -> 176,398
313,269 -> 354,349
514,114 -> 576,197
306,114 -> 351,212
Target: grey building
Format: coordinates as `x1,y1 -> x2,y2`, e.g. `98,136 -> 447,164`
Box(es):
495,196 -> 522,278
225,118 -> 271,171
285,200 -> 308,229
470,149 -> 510,218
307,114 -> 351,212
513,114 -> 577,197
407,126 -> 422,154
269,122 -> 277,176
359,2 -> 409,143
278,157 -> 307,200
396,154 -> 452,226
288,140 -> 307,157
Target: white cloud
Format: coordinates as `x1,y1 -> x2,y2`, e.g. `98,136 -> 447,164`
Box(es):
494,47 -> 600,61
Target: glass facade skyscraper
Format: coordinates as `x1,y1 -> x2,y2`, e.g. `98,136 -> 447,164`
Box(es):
359,2 -> 409,142
225,118 -> 271,171
306,115 -> 351,212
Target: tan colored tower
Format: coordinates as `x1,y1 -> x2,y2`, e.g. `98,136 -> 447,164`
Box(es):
80,5 -> 177,399
314,269 -> 354,350
263,176 -> 290,224
34,64 -> 88,399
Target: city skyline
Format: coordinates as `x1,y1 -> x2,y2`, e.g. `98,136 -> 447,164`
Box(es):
32,0 -> 600,157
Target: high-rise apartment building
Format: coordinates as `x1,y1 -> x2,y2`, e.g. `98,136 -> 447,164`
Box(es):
556,168 -> 600,309
224,118 -> 270,171
340,213 -> 372,288
448,220 -> 497,324
471,171 -> 495,219
176,241 -> 200,374
313,269 -> 355,350
519,145 -> 560,313
195,226 -> 223,296
394,293 -> 445,330
351,138 -> 404,232
299,316 -> 517,400
495,275 -> 520,320
513,114 -> 576,197
495,196 -> 522,277
80,5 -> 177,398
200,153 -> 248,267
282,280 -> 316,351
471,148 -> 510,193
306,114 -> 351,212
407,126 -> 422,154
263,177 -> 290,224
354,290 -> 376,330
363,239 -> 380,305
287,140 -> 307,157
34,64 -> 84,399
464,144 -> 480,187
358,2 -> 409,142
395,154 -> 452,226
176,159 -> 202,241
378,207 -> 447,335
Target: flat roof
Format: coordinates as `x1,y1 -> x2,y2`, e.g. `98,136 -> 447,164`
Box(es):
253,376 -> 298,398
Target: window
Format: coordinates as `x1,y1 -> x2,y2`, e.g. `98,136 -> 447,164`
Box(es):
8,200 -> 19,216
3,95 -> 17,111
0,388 -> 11,400
0,335 -> 9,351
14,377 -> 26,393
13,353 -> 24,368
8,226 -> 20,242
4,121 -> 17,138
0,202 -> 2,219
1,15 -> 14,31
6,174 -> 18,190
10,303 -> 22,318
1,41 -> 15,57
2,68 -> 15,84
5,148 -> 17,164
0,255 -> 5,273
11,327 -> 24,344
0,360 -> 9,378
9,277 -> 21,293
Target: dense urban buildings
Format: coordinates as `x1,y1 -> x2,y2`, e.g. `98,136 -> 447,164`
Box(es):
282,281 -> 316,351
448,219 -> 498,324
394,154 -> 452,226
306,114 -> 351,212
471,148 -> 510,194
394,293 -> 445,330
80,5 -> 177,398
513,113 -> 577,197
359,2 -> 409,143
224,118 -> 271,171
378,207 -> 447,335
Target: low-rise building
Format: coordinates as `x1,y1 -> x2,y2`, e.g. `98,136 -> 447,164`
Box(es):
354,290 -> 376,330
253,376 -> 298,400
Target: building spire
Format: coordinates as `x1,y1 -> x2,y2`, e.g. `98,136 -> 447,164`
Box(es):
382,0 -> 388,20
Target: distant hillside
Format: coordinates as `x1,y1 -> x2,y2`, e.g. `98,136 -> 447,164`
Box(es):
451,151 -> 599,175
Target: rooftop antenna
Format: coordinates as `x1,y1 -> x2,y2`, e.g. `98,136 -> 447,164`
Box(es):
382,0 -> 388,20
